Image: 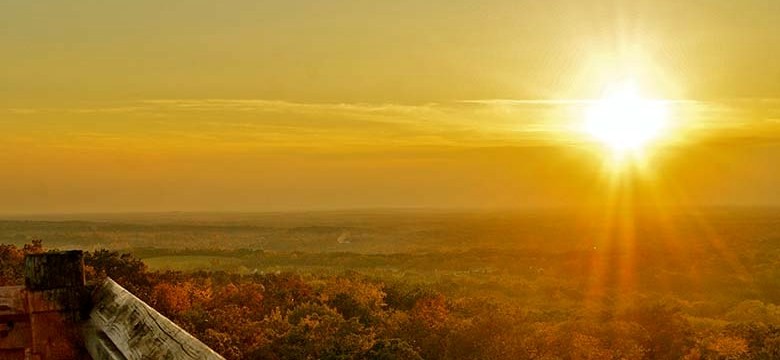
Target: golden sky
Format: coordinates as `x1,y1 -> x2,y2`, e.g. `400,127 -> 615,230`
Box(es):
1,0 -> 779,213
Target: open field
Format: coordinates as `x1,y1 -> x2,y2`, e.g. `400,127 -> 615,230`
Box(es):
3,208 -> 779,306
143,255 -> 247,273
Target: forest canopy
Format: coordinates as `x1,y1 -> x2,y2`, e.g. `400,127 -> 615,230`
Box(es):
3,238 -> 780,360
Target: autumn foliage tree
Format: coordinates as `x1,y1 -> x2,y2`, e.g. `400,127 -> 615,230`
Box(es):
7,241 -> 780,359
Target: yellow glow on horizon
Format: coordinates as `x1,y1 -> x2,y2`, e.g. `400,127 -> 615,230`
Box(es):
583,81 -> 669,158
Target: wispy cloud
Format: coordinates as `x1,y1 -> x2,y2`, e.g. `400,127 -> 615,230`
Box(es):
458,99 -> 592,105
3,97 -> 779,150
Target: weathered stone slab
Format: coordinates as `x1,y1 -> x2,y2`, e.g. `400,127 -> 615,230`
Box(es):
85,278 -> 224,360
82,323 -> 127,360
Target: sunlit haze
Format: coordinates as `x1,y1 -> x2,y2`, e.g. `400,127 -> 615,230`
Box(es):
1,0 -> 779,213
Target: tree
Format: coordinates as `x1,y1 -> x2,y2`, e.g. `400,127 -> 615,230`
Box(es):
705,335 -> 749,360
0,243 -> 24,285
84,249 -> 150,297
272,303 -> 374,359
0,240 -> 45,285
151,282 -> 194,315
625,301 -> 694,359
402,294 -> 450,360
363,339 -> 423,360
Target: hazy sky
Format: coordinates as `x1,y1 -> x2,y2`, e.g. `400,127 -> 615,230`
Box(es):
1,0 -> 779,213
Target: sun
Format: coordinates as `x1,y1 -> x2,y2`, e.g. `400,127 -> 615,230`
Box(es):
582,81 -> 669,156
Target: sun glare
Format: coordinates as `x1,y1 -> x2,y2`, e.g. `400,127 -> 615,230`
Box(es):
583,81 -> 669,156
